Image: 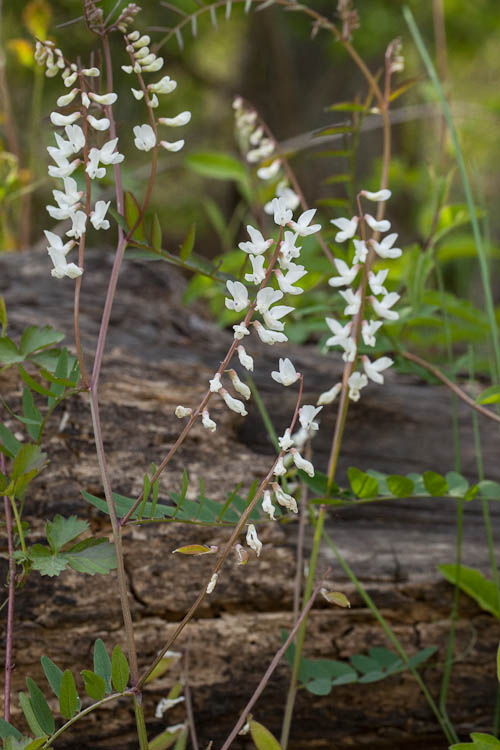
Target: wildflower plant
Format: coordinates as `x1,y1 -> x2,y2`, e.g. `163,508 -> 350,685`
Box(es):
2,2 -> 500,750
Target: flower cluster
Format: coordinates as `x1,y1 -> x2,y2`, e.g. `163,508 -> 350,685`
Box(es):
232,97 -> 300,218
319,189 -> 399,404
121,30 -> 191,153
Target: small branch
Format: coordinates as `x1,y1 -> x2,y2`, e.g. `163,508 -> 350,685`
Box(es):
220,581 -> 324,750
401,350 -> 500,424
183,645 -> 199,750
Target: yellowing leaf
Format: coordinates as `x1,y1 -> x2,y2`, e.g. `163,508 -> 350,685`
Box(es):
321,589 -> 351,608
23,0 -> 52,40
7,39 -> 35,68
172,544 -> 215,555
250,720 -> 283,750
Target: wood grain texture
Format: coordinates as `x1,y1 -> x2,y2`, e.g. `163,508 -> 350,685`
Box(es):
1,249 -> 499,749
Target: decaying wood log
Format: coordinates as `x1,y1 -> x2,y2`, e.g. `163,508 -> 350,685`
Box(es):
1,249 -> 499,750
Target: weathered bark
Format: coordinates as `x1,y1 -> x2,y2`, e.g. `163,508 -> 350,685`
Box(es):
1,250 -> 499,750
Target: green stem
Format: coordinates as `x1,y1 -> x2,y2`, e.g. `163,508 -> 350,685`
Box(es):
280,507 -> 325,749
322,527 -> 457,745
42,693 -> 124,747
9,496 -> 27,557
134,694 -> 149,750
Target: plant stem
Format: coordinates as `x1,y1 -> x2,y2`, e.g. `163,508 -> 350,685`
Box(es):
133,694 -> 149,750
2,451 -> 15,722
280,507 -> 325,749
183,645 -> 199,750
322,527 -> 457,745
220,582 -> 323,750
42,692 -> 125,747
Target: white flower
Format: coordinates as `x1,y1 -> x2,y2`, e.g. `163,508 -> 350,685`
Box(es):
221,389 -> 248,416
362,319 -> 383,347
368,268 -> 389,296
288,208 -> 321,237
155,697 -> 185,719
253,321 -> 287,345
370,233 -> 402,259
227,370 -> 251,400
234,544 -> 248,565
299,404 -> 322,432
50,111 -> 81,127
225,280 -> 249,312
257,159 -> 281,180
278,428 -> 294,450
237,345 -> 253,371
143,58 -> 164,73
273,456 -> 287,476
121,65 -> 133,74
44,231 -> 82,279
87,115 -> 110,131
133,124 -> 156,152
246,524 -> 262,556
278,231 -> 301,268
149,76 -> 177,94
276,263 -> 306,295
64,124 -> 85,152
271,358 -> 299,386
272,483 -> 298,513
160,140 -> 184,152
262,490 -> 276,520
291,449 -> 314,477
175,405 -> 192,418
364,214 -> 391,232
133,34 -> 151,48
86,149 -> 106,180
206,573 -> 218,594
90,200 -> 111,231
353,238 -> 368,264
317,383 -> 342,405
82,67 -> 99,77
46,179 -> 81,220
209,373 -> 222,392
271,196 -> 293,226
56,89 -> 79,107
131,88 -> 144,100
159,111 -> 191,127
362,355 -> 394,384
265,184 -> 300,215
339,288 -> 361,316
263,304 -> 294,332
328,258 -> 359,287
81,92 -> 91,108
325,318 -> 351,347
347,371 -> 368,401
239,226 -> 273,256
233,323 -> 250,340
66,210 -> 87,239
92,138 -> 124,168
341,336 -> 357,363
371,292 -> 400,320
361,189 -> 391,202
48,158 -> 79,179
331,216 -> 358,242
201,409 -> 217,432
256,287 -> 283,314
89,92 -> 118,105
149,94 -> 159,109
245,254 -> 266,284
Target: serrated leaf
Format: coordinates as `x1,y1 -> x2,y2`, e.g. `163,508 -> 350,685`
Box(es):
81,670 -> 106,701
151,214 -> 162,251
387,475 -> 414,497
20,326 -> 64,357
0,718 -> 22,741
46,515 -> 88,553
93,639 -> 112,694
438,564 -> 500,620
26,678 -> 54,735
18,693 -> 45,739
186,151 -> 247,182
111,645 -> 129,693
179,224 -> 195,261
66,538 -> 117,576
347,467 -> 379,499
0,337 -> 23,365
41,655 -> 63,698
30,545 -> 68,577
124,191 -> 145,240
59,670 -> 78,719
249,720 -> 283,750
12,444 -> 44,480
423,470 -> 448,497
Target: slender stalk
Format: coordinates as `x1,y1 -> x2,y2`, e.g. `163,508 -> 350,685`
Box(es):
220,582 -> 324,750
89,392 -> 139,683
280,508 -> 325,749
2,452 -> 15,722
41,692 -> 125,748
133,694 -> 149,750
322,527 -> 457,744
183,646 -> 199,750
